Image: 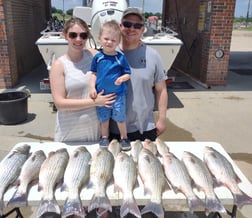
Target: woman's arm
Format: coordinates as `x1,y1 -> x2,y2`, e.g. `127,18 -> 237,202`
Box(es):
49,59 -> 115,111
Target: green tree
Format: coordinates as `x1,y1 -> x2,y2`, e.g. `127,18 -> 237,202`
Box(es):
66,9 -> 73,16
57,9 -> 64,15
51,6 -> 57,13
155,12 -> 162,19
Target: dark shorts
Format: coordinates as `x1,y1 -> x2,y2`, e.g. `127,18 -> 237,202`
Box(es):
109,128 -> 157,141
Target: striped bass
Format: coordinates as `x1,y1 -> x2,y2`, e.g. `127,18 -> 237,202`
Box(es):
88,148 -> 114,214
113,152 -> 141,218
204,146 -> 252,209
182,151 -> 226,215
163,152 -> 204,214
0,144 -> 30,215
143,139 -> 157,156
7,150 -> 46,207
138,148 -> 167,218
108,139 -> 121,159
37,148 -> 69,217
155,138 -> 169,157
61,146 -> 91,218
130,140 -> 143,163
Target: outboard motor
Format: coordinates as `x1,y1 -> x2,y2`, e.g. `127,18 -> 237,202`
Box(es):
90,0 -> 128,45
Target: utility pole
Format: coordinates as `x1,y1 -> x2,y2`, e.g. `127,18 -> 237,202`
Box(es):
142,0 -> 145,14
83,0 -> 86,6
246,0 -> 251,28
62,0 -> 65,22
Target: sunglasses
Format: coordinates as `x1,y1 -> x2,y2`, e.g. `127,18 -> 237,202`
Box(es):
122,21 -> 144,29
68,32 -> 89,40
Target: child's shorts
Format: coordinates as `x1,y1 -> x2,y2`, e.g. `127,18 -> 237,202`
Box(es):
97,95 -> 126,123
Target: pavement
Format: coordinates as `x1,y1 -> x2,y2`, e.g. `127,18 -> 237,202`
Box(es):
0,30 -> 252,217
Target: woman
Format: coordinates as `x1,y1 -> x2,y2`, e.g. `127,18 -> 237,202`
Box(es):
50,17 -> 115,143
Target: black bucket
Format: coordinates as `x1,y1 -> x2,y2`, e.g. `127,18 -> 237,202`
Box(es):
0,91 -> 30,125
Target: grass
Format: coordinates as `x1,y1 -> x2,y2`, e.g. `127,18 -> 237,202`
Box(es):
52,13 -> 71,21
233,26 -> 252,31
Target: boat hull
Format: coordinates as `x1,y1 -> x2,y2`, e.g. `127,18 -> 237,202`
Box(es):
35,34 -> 68,70
142,35 -> 182,72
36,34 -> 182,72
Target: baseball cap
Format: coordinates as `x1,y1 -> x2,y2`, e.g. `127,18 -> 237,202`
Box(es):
122,7 -> 145,21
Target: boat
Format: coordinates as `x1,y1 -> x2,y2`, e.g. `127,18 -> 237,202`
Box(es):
36,0 -> 183,72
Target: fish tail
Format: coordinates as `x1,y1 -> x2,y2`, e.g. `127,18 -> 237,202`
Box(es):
87,194 -> 112,213
234,193 -> 252,209
7,190 -> 28,207
141,202 -> 164,218
187,196 -> 205,214
205,196 -> 226,216
61,197 -> 86,218
37,199 -> 61,217
120,197 -> 141,218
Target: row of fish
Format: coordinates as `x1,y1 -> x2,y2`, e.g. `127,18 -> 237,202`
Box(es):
0,139 -> 251,218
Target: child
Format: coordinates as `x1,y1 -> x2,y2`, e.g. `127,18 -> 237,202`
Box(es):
89,20 -> 131,151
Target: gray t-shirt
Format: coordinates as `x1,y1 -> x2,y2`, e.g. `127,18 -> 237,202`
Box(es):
110,44 -> 167,134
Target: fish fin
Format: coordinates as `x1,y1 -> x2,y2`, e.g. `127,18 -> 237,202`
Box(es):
107,177 -> 114,187
113,183 -> 121,193
204,196 -> 226,216
187,196 -> 205,214
164,180 -> 171,191
13,178 -> 21,187
55,179 -> 64,190
134,178 -> 140,189
87,193 -> 112,213
81,177 -> 90,191
120,197 -> 141,218
61,196 -> 86,218
87,180 -> 94,189
143,187 -> 152,196
190,179 -> 198,191
194,185 -> 202,193
141,202 -> 164,218
234,192 -> 252,209
37,199 -> 61,217
60,183 -> 67,192
212,178 -> 223,188
171,185 -> 179,194
30,178 -> 39,186
235,174 -> 242,184
7,190 -> 28,207
38,183 -> 43,192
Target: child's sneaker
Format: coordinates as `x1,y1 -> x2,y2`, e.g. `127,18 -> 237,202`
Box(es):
120,138 -> 131,151
99,137 -> 109,147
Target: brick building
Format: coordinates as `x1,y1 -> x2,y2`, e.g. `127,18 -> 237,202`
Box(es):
163,0 -> 236,86
0,0 -> 236,88
0,0 -> 50,88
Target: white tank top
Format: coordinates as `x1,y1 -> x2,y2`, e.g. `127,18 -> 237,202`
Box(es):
54,49 -> 100,143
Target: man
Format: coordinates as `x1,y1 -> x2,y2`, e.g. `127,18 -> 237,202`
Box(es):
110,7 -> 168,145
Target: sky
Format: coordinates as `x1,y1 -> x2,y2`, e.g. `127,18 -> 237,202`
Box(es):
51,0 -> 251,17
51,0 -> 163,13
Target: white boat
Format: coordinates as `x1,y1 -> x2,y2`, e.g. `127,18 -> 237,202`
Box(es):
36,0 -> 183,72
